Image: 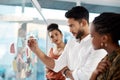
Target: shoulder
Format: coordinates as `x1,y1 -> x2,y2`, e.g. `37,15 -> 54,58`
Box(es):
66,38 -> 77,46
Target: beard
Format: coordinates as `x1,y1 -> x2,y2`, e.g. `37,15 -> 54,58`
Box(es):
76,29 -> 84,39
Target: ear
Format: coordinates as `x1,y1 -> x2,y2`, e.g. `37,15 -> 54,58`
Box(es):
101,35 -> 108,43
81,19 -> 87,27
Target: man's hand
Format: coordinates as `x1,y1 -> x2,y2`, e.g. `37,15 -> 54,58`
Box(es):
27,36 -> 39,53
63,68 -> 74,80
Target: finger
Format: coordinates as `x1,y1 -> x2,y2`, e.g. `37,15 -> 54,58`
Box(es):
98,63 -> 108,70
97,63 -> 107,72
98,62 -> 107,68
98,65 -> 106,70
97,68 -> 104,73
28,39 -> 36,44
106,61 -> 111,66
28,40 -> 34,46
101,58 -> 111,66
101,61 -> 110,68
29,36 -> 37,41
29,36 -> 34,39
98,64 -> 108,72
97,64 -> 108,73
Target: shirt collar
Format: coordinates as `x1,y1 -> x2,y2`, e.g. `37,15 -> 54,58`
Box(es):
76,34 -> 90,43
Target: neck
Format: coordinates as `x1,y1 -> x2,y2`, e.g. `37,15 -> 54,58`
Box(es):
57,42 -> 65,49
79,25 -> 89,40
81,32 -> 89,40
105,44 -> 119,54
80,30 -> 89,41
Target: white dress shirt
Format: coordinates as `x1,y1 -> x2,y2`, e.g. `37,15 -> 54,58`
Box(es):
53,35 -> 107,80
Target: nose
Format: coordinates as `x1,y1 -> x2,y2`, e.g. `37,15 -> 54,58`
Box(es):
52,36 -> 57,41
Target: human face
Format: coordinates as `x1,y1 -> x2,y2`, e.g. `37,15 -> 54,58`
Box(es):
68,18 -> 84,39
49,29 -> 63,45
90,23 -> 103,50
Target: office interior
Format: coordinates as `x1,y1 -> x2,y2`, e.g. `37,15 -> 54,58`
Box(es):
0,0 -> 120,80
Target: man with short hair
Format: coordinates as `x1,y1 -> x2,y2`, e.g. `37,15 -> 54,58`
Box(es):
28,6 -> 107,80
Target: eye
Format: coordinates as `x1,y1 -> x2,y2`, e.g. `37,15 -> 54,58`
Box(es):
50,35 -> 53,38
69,24 -> 73,28
55,33 -> 58,36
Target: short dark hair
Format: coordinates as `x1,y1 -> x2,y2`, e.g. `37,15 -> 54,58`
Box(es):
93,12 -> 120,44
65,6 -> 89,23
47,23 -> 62,34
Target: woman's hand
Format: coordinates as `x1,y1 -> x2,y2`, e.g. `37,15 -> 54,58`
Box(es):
90,58 -> 110,80
94,59 -> 110,75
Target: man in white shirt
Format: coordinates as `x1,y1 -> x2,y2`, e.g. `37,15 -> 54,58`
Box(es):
28,6 -> 107,80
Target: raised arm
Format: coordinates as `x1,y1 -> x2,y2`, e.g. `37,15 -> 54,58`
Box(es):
27,38 -> 55,70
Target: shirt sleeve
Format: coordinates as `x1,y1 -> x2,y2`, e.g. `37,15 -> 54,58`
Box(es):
72,49 -> 107,80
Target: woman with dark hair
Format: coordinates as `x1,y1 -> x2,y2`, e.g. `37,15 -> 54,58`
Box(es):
46,23 -> 65,80
90,12 -> 120,80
